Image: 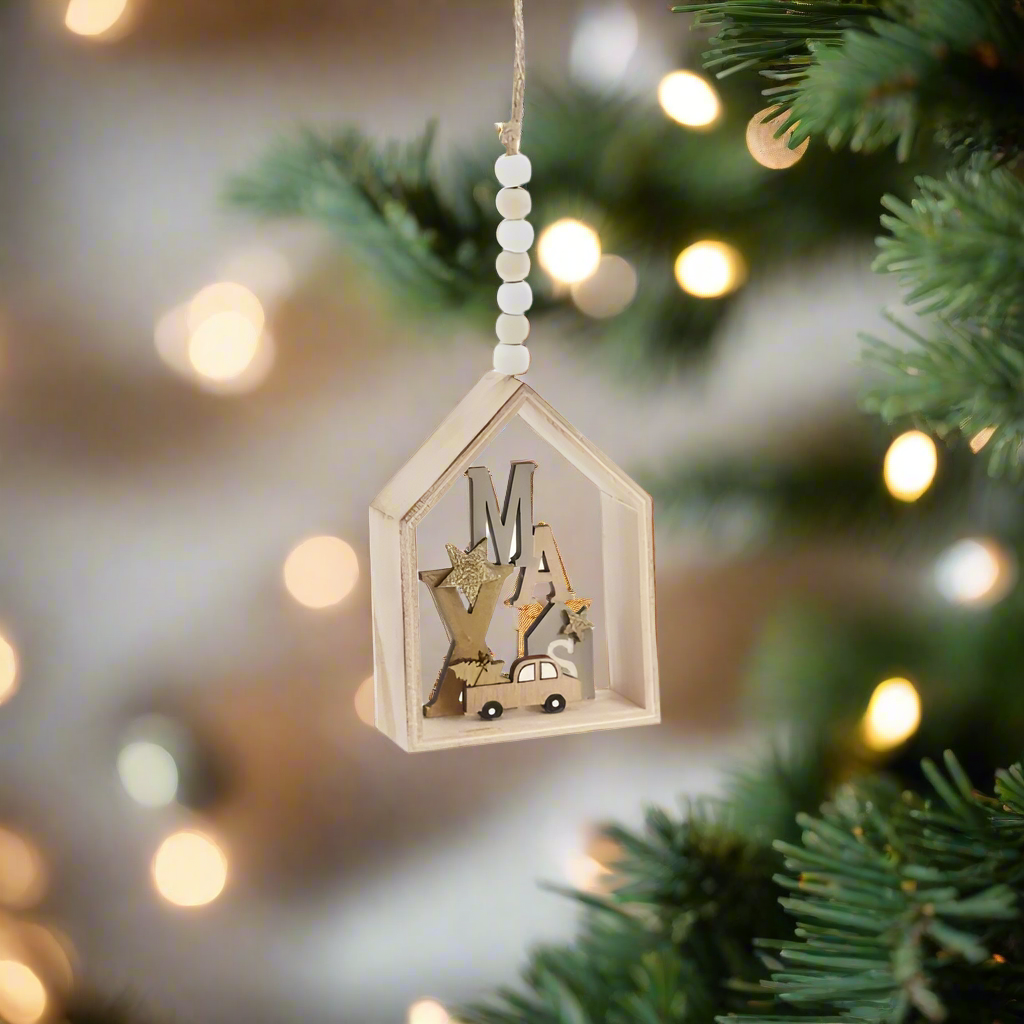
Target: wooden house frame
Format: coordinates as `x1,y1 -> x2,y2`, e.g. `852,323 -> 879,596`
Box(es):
370,371 -> 660,752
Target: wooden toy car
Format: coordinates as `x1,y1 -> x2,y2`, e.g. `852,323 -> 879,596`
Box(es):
463,654 -> 583,719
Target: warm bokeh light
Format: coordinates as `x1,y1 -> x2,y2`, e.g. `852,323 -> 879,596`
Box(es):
0,635 -> 17,708
570,254 -> 638,318
117,740 -> 179,808
970,426 -> 996,453
64,0 -> 128,37
586,831 -> 624,869
354,676 -> 375,727
567,854 -> 613,892
861,677 -> 921,752
152,831 -> 227,907
745,109 -> 809,169
0,961 -> 46,1024
188,282 -> 264,336
408,999 -> 450,1024
0,829 -> 46,910
658,71 -> 721,128
674,241 -> 745,298
568,830 -> 623,893
569,4 -> 639,88
187,312 -> 261,382
537,219 -> 602,285
883,431 -> 938,502
934,538 -> 1015,607
284,536 -> 360,609
155,303 -> 274,394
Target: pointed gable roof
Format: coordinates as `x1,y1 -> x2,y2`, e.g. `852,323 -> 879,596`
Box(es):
372,371 -> 650,525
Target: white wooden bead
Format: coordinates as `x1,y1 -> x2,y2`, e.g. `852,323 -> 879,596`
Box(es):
497,281 -> 533,315
496,250 -> 531,282
493,342 -> 531,375
494,153 -> 532,187
496,187 -> 532,220
496,314 -> 530,345
496,219 -> 534,253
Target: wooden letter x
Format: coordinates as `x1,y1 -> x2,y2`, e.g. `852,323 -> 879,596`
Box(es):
420,563 -> 516,717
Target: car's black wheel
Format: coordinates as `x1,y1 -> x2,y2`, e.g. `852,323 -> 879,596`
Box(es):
543,694 -> 567,714
479,701 -> 504,720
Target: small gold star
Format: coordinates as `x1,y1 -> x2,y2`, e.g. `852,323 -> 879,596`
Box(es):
562,605 -> 595,642
439,538 -> 502,610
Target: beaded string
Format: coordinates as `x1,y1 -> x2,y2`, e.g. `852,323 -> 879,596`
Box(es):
492,0 -> 532,376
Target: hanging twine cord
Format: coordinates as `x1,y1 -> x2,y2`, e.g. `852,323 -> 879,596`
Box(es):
496,0 -> 525,154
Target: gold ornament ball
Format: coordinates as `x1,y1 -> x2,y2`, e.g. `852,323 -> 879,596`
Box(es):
745,109 -> 809,170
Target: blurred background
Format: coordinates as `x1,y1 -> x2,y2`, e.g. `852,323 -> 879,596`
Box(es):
1,1 -> 1019,1023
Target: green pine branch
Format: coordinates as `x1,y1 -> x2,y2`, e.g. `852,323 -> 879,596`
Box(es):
783,7 -> 1024,161
680,0 -> 1024,480
874,166 -> 1024,323
226,123 -> 492,311
862,313 -> 1024,478
731,752 -> 1024,1023
459,803 -> 793,1024
461,747 -> 1024,1024
675,2 -> 879,78
681,1 -> 1024,162
228,78 -> 912,368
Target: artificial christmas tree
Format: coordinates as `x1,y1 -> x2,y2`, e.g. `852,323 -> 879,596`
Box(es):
232,1 -> 1024,1020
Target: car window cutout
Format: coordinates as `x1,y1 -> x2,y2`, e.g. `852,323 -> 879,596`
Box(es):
518,663 -> 536,682
540,661 -> 557,679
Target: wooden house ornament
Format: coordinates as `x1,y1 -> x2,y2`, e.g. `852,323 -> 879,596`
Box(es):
369,371 -> 660,752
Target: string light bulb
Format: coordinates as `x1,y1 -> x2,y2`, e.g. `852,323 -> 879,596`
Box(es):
745,108 -> 809,169
569,4 -> 639,88
283,536 -> 360,609
883,431 -> 937,502
155,300 -> 274,395
861,677 -> 921,751
152,831 -> 228,907
934,538 -> 1015,607
117,740 -> 179,808
674,241 -> 745,298
187,283 -> 265,337
187,312 -> 261,382
64,0 -> 129,37
0,961 -> 47,1024
167,281 -> 272,386
0,634 -> 16,708
570,254 -> 638,318
658,71 -> 721,128
567,854 -> 612,892
568,829 -> 622,892
408,999 -> 449,1024
537,220 -> 602,285
970,426 -> 996,453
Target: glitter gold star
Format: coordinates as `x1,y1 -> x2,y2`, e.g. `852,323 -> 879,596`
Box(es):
439,538 -> 503,610
562,605 -> 595,643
